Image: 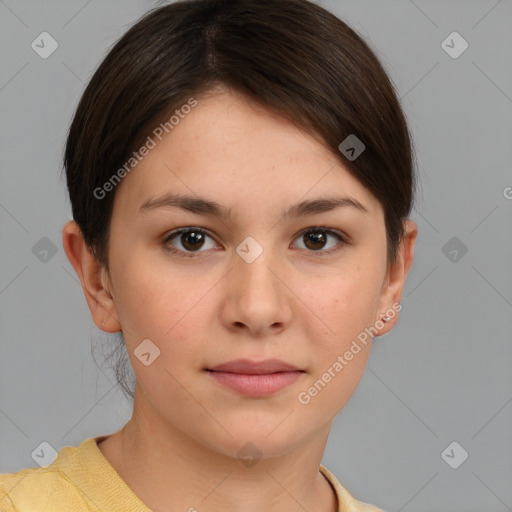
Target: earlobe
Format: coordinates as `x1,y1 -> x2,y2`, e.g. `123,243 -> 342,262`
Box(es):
61,220 -> 121,332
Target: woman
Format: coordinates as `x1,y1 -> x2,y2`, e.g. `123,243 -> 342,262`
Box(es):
0,0 -> 417,510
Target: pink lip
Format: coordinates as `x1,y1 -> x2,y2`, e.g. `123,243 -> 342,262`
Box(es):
206,358 -> 305,397
207,358 -> 302,374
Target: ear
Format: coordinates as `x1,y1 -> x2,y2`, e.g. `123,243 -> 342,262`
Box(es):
62,220 -> 121,333
373,219 -> 417,336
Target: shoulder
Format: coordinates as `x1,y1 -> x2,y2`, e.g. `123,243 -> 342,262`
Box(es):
0,436 -> 149,511
319,464 -> 386,512
0,465 -> 85,511
352,498 -> 388,512
0,480 -> 16,512
0,438 -> 101,511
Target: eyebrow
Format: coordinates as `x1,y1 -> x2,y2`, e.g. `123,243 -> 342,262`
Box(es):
138,193 -> 369,219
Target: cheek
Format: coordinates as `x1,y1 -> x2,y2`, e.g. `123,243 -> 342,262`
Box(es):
302,263 -> 383,346
294,264 -> 382,410
110,250 -> 216,371
110,244 -> 191,331
115,267 -> 211,414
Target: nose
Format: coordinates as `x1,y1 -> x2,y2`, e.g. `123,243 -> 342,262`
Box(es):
220,240 -> 292,337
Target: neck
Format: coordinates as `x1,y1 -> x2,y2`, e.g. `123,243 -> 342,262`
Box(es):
98,395 -> 338,512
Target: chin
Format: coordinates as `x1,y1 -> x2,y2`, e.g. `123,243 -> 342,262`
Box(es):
200,424 -> 304,462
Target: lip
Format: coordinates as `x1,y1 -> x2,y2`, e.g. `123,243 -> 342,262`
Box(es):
207,358 -> 302,374
206,358 -> 305,397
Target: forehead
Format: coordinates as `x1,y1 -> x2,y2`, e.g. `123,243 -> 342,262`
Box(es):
112,88 -> 381,219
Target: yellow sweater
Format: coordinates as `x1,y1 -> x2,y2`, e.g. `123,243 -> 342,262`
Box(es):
0,436 -> 385,511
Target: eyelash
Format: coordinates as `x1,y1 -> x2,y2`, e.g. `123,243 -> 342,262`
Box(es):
163,227 -> 348,259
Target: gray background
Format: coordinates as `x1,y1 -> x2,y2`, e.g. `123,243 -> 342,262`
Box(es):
1,1 -> 511,511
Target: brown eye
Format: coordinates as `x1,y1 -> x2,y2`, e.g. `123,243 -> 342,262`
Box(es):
180,230 -> 206,251
303,231 -> 327,251
292,228 -> 346,255
164,228 -> 217,257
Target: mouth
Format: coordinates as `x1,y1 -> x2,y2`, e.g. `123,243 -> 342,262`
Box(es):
205,358 -> 305,397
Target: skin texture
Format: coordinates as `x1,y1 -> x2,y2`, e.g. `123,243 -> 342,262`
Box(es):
62,86 -> 417,512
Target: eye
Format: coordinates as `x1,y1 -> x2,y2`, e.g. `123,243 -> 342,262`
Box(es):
163,227 -> 218,257
163,226 -> 347,258
291,227 -> 347,255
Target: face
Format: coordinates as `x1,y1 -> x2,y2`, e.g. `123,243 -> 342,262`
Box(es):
83,87 -> 411,459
